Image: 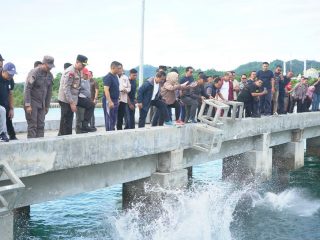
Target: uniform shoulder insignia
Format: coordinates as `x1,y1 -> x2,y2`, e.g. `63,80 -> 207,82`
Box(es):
68,72 -> 75,78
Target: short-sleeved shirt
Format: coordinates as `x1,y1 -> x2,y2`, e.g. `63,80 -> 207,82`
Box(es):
179,76 -> 194,84
0,74 -> 10,108
256,70 -> 274,89
8,79 -> 14,91
103,73 -> 119,100
237,84 -> 262,103
90,78 -> 99,101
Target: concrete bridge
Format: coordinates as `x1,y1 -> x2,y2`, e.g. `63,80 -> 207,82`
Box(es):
1,112 -> 320,239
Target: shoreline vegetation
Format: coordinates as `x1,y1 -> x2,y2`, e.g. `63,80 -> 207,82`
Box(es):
13,59 -> 320,107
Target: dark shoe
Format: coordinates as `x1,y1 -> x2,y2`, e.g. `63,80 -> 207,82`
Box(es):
9,136 -> 18,140
76,128 -> 88,134
81,126 -> 96,132
0,132 -> 9,142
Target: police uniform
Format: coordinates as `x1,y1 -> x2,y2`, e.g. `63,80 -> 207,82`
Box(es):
0,55 -> 18,140
0,62 -> 17,140
58,64 -> 82,135
24,60 -> 54,138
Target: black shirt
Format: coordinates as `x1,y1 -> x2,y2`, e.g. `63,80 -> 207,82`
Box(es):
237,84 -> 262,103
279,76 -> 291,93
103,73 -> 119,100
256,70 -> 274,89
128,78 -> 137,103
179,76 -> 194,84
0,74 -> 10,108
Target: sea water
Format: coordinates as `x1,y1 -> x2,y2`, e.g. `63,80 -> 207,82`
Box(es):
20,156 -> 320,240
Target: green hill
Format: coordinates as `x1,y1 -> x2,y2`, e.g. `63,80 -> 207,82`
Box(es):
234,59 -> 320,75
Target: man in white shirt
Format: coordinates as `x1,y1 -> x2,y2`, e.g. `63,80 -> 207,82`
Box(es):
137,71 -> 172,127
117,65 -> 131,130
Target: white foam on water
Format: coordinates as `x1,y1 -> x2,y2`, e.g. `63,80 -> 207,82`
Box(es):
252,188 -> 320,217
108,181 -> 250,240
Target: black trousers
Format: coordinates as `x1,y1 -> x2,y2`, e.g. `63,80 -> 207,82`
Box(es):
278,91 -> 285,114
117,102 -> 129,130
5,107 -> 16,139
125,106 -> 135,129
77,97 -> 95,124
243,101 -> 253,117
152,100 -> 181,126
290,98 -> 307,113
139,100 -> 170,128
59,101 -> 74,135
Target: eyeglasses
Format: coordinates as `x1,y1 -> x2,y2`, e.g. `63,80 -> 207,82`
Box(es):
241,77 -> 247,80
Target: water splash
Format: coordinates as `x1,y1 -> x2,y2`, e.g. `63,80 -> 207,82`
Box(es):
107,181 -> 251,240
252,188 -> 320,217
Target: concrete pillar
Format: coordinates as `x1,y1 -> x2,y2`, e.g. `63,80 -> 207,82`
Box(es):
306,136 -> 320,156
223,149 -> 272,182
0,211 -> 14,240
222,133 -> 272,182
122,177 -> 150,209
273,141 -> 304,171
155,149 -> 188,187
186,166 -> 193,179
122,149 -> 188,208
0,206 -> 30,240
157,149 -> 185,173
14,206 -> 31,238
272,130 -> 305,190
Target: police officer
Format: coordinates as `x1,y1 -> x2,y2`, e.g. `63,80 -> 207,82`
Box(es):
58,55 -> 88,135
0,62 -> 17,142
24,56 -> 55,138
0,54 -> 18,140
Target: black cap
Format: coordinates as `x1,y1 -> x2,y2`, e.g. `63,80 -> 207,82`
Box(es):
76,54 -> 88,66
0,54 -> 4,61
64,62 -> 72,70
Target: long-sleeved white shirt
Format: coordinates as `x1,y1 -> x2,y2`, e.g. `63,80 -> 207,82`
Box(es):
119,74 -> 131,103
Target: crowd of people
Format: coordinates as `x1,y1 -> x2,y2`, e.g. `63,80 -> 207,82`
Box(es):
0,54 -> 320,142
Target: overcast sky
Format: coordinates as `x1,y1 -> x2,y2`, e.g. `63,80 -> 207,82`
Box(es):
1,0 -> 320,82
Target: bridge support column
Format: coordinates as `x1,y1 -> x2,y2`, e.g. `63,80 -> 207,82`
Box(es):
122,149 -> 188,208
306,136 -> 320,156
223,133 -> 272,182
0,211 -> 14,240
272,130 -> 305,189
155,149 -> 188,187
14,206 -> 30,238
273,141 -> 304,171
122,177 -> 150,209
223,149 -> 272,182
0,206 -> 31,240
186,166 -> 193,178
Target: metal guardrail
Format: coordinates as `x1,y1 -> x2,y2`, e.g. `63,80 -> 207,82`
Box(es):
0,162 -> 25,214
